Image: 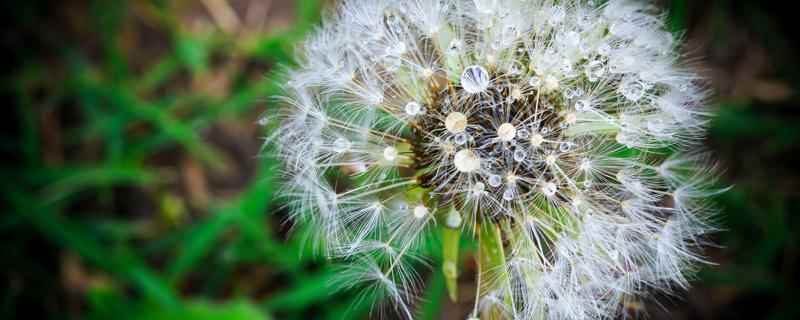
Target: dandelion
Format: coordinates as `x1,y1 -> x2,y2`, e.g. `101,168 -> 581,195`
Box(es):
268,0 -> 722,319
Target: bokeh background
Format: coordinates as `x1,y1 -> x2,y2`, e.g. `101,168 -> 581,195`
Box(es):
2,0 -> 799,319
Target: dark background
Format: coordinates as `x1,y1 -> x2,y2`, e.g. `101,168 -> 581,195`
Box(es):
1,1 -> 798,319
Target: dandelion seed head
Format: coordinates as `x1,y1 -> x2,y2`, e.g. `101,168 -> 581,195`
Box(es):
270,0 -> 723,319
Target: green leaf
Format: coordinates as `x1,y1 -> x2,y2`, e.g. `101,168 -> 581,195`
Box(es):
6,191 -> 179,307
478,222 -> 512,318
420,266 -> 446,320
175,34 -> 209,75
140,300 -> 270,320
262,270 -> 339,311
441,219 -> 461,301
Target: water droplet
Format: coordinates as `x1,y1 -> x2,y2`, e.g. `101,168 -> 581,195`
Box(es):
332,138 -> 351,153
453,149 -> 481,173
508,61 -> 523,75
454,132 -> 469,145
517,128 -> 530,139
496,123 -> 517,142
257,117 -> 269,126
513,149 -> 527,162
579,158 -> 592,171
529,133 -> 544,147
559,142 -> 572,152
397,201 -> 409,211
413,205 -> 429,218
405,101 -> 422,115
541,127 -> 550,134
383,146 -> 398,161
461,65 -> 490,94
546,154 -> 557,165
445,112 -> 468,133
472,182 -> 486,195
575,99 -> 591,111
446,209 -> 462,228
585,60 -> 605,82
488,174 -> 502,187
541,182 -> 557,196
528,76 -> 541,87
619,78 -> 645,102
502,188 -> 515,201
448,39 -> 463,53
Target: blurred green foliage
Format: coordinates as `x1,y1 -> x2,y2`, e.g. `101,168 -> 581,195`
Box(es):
2,0 -> 800,319
1,0 -> 379,319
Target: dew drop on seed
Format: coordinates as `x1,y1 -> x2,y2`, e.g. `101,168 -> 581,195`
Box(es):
563,87 -> 576,100
529,133 -> 544,147
502,188 -> 515,201
398,201 -> 409,211
497,123 -> 517,142
514,149 -> 527,162
585,60 -> 606,82
517,128 -> 530,139
508,61 -> 523,75
489,174 -> 502,187
473,182 -> 486,195
575,99 -> 591,111
405,101 -> 422,115
528,76 -> 541,87
446,210 -> 462,228
620,78 -> 645,102
454,132 -> 469,145
542,182 -> 558,196
461,65 -> 490,94
257,117 -> 269,126
383,146 -> 398,161
421,68 -> 434,79
546,154 -> 557,165
579,158 -> 592,171
413,205 -> 429,218
454,149 -> 481,173
559,142 -> 572,152
445,112 -> 468,133
333,138 -> 351,153
448,39 -> 463,53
